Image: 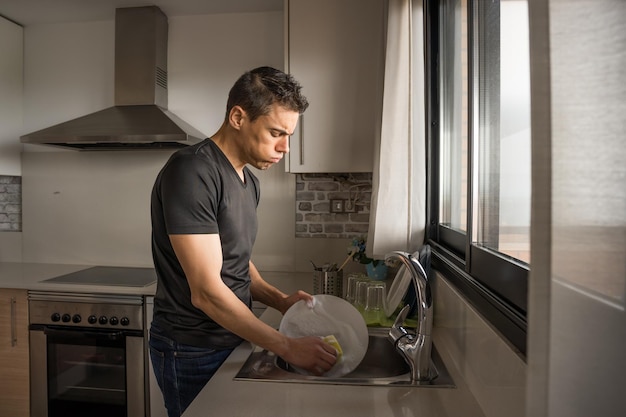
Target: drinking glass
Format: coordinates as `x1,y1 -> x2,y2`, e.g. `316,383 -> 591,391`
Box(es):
363,282 -> 387,326
354,280 -> 371,313
345,273 -> 368,305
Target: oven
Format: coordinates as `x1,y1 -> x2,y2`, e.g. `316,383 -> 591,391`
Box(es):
29,291 -> 147,417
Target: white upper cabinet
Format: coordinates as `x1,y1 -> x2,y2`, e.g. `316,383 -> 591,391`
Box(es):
285,0 -> 384,173
0,16 -> 23,175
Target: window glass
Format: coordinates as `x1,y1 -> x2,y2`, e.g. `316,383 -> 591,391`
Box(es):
432,0 -> 531,353
472,0 -> 531,264
439,0 -> 469,233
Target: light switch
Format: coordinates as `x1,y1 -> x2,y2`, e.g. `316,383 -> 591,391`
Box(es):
330,199 -> 344,213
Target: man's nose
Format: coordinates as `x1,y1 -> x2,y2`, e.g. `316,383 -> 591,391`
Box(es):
278,136 -> 290,154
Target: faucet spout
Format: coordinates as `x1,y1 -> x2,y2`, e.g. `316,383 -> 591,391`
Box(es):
384,250 -> 434,382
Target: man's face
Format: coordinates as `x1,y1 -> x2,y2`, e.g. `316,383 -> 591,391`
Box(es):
237,105 -> 299,170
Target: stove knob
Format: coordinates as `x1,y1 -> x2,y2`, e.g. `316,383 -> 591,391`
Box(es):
51,313 -> 61,322
62,314 -> 71,323
120,317 -> 130,326
99,316 -> 108,325
72,314 -> 82,324
88,315 -> 97,324
109,316 -> 119,325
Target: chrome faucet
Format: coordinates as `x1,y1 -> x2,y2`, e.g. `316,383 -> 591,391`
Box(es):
384,250 -> 435,382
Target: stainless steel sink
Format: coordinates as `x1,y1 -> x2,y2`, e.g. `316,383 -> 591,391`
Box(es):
234,328 -> 455,387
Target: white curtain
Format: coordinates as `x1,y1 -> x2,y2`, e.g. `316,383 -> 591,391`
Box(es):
368,0 -> 426,259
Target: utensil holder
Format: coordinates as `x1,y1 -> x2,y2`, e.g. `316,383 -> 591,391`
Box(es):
313,270 -> 343,297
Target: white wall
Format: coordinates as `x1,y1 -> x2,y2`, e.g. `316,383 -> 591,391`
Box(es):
0,231 -> 21,261
433,273 -> 527,417
527,1 -> 626,416
547,1 -> 625,415
22,151 -> 168,266
19,11 -> 357,274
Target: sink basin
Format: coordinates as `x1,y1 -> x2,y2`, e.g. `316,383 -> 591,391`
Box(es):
276,330 -> 409,379
234,328 -> 455,387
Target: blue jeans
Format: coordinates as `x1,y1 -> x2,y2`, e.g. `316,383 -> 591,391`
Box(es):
149,324 -> 235,417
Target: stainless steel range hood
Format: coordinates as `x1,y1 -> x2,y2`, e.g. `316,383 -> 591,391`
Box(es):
20,6 -> 204,150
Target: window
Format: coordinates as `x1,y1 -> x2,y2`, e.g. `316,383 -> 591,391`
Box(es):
426,0 -> 530,355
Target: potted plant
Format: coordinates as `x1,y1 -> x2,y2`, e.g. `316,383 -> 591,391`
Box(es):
347,236 -> 388,280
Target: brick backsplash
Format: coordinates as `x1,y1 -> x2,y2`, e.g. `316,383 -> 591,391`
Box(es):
0,175 -> 22,232
295,173 -> 372,238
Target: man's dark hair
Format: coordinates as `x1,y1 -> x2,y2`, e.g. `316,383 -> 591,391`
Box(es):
225,66 -> 309,121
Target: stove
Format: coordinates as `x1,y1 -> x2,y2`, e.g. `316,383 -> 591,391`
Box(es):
28,266 -> 155,416
41,266 -> 156,287
28,291 -> 145,330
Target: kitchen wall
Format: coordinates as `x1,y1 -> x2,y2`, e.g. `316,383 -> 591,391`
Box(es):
525,2 -> 626,416
17,11 -> 361,274
433,272 -> 527,417
0,175 -> 21,231
0,175 -> 22,261
0,229 -> 21,261
295,173 -> 372,238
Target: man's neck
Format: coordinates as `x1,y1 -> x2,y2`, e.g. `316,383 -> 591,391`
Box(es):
210,127 -> 246,180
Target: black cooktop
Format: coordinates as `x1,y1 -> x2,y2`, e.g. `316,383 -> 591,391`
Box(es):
42,266 -> 157,287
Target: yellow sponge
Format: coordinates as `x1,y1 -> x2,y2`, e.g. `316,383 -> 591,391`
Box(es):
322,335 -> 343,361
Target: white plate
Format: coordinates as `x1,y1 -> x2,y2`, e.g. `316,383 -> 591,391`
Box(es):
279,294 -> 368,378
385,264 -> 412,317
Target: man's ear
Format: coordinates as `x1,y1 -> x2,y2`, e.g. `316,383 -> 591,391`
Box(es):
229,106 -> 246,130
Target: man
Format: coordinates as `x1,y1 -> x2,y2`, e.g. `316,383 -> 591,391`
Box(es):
149,67 -> 338,417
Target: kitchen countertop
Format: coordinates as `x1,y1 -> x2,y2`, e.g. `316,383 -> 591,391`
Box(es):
1,264 -> 486,416
182,273 -> 486,417
0,262 -> 157,295
0,264 -> 307,298
0,263 -> 314,297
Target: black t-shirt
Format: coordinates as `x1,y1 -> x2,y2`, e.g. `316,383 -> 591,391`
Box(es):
150,139 -> 260,349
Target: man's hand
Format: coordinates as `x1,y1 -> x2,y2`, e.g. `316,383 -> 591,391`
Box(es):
248,262 -> 316,315
276,290 -> 313,315
281,336 -> 339,376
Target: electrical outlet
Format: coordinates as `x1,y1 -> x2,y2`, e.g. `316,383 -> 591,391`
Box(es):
330,199 -> 344,213
344,199 -> 357,213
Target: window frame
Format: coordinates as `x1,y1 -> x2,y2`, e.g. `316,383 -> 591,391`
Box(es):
424,0 -> 529,357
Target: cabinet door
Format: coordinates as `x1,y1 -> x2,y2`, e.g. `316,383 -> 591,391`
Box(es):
0,16 -> 23,175
0,289 -> 29,417
286,0 -> 384,173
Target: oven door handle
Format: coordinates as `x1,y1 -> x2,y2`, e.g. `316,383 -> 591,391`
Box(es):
38,326 -> 139,340
45,327 -> 123,340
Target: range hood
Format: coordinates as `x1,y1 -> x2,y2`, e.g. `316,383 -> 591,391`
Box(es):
20,6 -> 204,150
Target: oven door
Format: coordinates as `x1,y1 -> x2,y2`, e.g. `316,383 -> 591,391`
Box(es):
30,325 -> 145,417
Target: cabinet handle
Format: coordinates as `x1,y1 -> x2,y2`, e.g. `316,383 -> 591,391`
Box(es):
299,115 -> 304,165
10,296 -> 17,347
